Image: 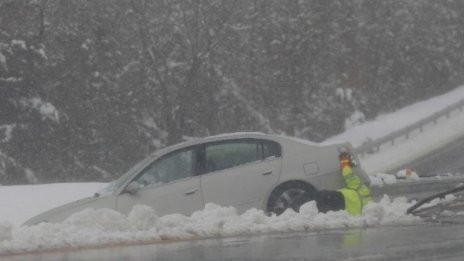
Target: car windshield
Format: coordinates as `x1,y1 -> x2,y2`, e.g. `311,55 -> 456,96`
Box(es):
98,154 -> 157,195
407,185 -> 464,224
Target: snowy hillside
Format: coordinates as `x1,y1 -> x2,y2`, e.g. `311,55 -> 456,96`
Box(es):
326,85 -> 464,174
326,85 -> 464,147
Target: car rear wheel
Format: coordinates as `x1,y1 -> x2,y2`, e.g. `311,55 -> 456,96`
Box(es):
266,182 -> 316,216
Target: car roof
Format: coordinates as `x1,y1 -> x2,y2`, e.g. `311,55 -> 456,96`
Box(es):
151,132 -> 318,156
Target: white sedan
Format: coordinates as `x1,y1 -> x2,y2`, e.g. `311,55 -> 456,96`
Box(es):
24,132 -> 369,225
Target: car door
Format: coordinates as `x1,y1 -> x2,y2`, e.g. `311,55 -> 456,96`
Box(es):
199,139 -> 282,212
116,146 -> 203,217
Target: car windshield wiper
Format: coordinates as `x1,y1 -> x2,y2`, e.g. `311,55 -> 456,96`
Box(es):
407,185 -> 464,215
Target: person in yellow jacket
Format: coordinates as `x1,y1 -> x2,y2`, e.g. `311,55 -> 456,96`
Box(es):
308,151 -> 371,216
336,151 -> 371,215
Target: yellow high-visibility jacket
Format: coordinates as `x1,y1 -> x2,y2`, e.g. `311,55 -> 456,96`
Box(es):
337,166 -> 371,216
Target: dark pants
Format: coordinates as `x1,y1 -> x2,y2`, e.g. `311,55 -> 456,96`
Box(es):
296,190 -> 345,213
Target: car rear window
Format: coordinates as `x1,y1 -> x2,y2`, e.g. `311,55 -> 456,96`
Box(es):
263,140 -> 281,159
204,139 -> 281,173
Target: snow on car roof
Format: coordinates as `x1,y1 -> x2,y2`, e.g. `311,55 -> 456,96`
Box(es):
198,132 -> 319,145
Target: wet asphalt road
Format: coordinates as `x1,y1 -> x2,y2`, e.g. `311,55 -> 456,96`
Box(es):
4,223 -> 464,261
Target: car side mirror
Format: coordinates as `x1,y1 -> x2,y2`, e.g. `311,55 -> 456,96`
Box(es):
124,181 -> 140,194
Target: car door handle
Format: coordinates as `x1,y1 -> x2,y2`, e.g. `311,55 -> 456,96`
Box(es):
262,171 -> 273,176
185,189 -> 198,196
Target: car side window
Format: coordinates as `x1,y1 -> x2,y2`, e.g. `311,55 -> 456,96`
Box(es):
263,140 -> 282,159
204,139 -> 281,173
136,148 -> 197,187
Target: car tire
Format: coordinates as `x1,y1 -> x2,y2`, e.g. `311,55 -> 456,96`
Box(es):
266,181 -> 316,216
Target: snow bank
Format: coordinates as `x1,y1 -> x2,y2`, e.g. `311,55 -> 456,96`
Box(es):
0,223 -> 11,242
0,197 -> 420,255
369,169 -> 421,187
0,183 -> 107,227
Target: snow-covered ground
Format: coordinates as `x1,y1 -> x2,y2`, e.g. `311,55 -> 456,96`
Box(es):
0,183 -> 106,226
2,86 -> 464,254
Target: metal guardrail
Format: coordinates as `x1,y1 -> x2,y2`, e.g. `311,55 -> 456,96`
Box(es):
370,175 -> 464,201
354,98 -> 464,156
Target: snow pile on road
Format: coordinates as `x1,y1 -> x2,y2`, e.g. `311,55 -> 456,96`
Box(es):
369,169 -> 421,187
370,173 -> 399,187
0,196 -> 419,255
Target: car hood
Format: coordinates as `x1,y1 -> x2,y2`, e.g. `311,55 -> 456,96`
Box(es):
23,194 -> 112,226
